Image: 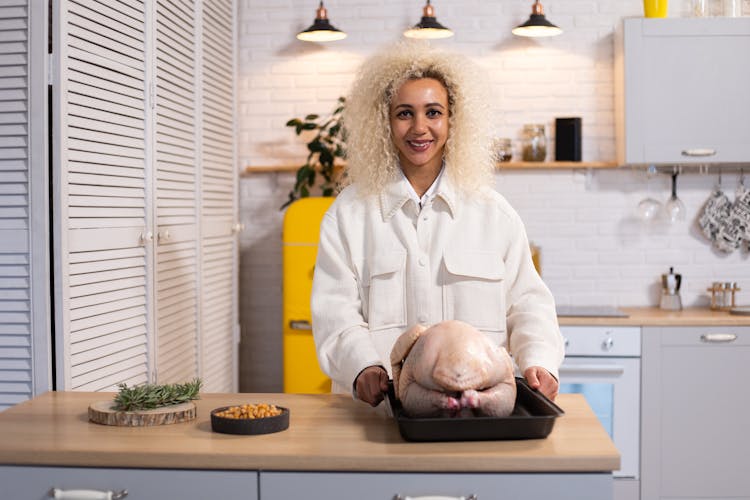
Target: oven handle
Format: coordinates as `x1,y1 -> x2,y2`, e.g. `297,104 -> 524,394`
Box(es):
559,364 -> 625,376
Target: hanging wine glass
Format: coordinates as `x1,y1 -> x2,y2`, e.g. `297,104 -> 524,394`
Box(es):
637,165 -> 662,222
664,170 -> 686,223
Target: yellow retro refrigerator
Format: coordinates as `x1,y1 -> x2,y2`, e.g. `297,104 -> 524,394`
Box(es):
282,197 -> 334,393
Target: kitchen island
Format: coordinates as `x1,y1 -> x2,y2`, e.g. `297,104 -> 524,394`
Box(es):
0,391 -> 619,499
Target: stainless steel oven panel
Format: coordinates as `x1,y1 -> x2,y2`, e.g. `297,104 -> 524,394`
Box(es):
560,326 -> 641,357
559,356 -> 640,479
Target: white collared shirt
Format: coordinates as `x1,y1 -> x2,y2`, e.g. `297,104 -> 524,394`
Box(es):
400,165 -> 444,211
311,173 -> 564,396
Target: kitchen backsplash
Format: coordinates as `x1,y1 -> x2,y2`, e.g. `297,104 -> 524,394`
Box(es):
238,0 -> 750,391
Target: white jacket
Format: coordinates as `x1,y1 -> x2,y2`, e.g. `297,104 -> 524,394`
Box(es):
311,174 -> 564,395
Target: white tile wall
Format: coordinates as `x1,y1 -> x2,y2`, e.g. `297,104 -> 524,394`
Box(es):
238,0 -> 750,391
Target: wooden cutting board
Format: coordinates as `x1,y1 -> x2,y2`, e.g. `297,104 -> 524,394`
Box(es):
88,401 -> 197,426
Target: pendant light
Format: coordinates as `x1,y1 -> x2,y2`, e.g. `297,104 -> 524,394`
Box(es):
297,2 -> 347,42
404,1 -> 454,39
512,0 -> 562,38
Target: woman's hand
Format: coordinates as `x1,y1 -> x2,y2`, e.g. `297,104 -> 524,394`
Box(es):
523,366 -> 559,401
354,366 -> 389,406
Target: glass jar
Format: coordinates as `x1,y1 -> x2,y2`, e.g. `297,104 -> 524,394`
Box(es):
522,124 -> 547,162
723,0 -> 741,16
692,0 -> 725,15
494,137 -> 513,162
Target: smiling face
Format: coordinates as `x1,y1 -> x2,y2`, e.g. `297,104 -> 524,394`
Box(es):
389,77 -> 450,185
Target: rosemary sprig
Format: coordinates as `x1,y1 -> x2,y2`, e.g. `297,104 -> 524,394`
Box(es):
112,378 -> 202,412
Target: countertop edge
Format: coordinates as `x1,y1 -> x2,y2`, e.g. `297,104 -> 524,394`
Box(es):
558,307 -> 750,326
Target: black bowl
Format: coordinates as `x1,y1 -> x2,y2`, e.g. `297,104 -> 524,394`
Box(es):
210,405 -> 290,435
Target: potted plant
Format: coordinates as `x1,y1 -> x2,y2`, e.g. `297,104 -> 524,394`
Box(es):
282,96 -> 346,209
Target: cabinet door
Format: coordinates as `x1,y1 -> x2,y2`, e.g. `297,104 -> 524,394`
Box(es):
617,18 -> 750,165
641,326 -> 750,499
153,0 -> 200,384
198,0 -> 239,393
53,0 -> 152,390
0,0 -> 51,410
260,471 -> 612,500
0,466 -> 256,500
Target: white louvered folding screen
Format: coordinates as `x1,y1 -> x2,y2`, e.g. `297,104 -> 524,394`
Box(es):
199,0 -> 236,392
53,0 -> 236,393
0,0 -> 50,411
54,0 -> 151,390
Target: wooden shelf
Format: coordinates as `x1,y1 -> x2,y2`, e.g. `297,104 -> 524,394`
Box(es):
496,161 -> 619,170
242,161 -> 619,176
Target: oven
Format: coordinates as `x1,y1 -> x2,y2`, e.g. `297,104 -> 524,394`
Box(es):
558,326 -> 641,486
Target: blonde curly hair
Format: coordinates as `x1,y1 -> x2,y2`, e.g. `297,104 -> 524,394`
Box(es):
343,41 -> 495,196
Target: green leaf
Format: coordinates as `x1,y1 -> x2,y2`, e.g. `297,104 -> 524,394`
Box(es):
319,149 -> 333,166
286,118 -> 301,127
322,187 -> 334,196
305,114 -> 319,121
302,122 -> 317,130
300,185 -> 309,197
307,140 -> 324,153
296,165 -> 312,184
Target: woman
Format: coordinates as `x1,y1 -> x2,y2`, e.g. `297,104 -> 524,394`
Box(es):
311,42 -> 563,407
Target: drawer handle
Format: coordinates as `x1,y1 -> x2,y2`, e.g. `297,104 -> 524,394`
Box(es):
681,148 -> 716,157
559,364 -> 625,376
394,496 -> 477,500
700,333 -> 737,343
49,488 -> 128,499
289,320 -> 312,330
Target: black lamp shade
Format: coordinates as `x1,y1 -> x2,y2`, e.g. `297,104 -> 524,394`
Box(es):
512,1 -> 562,38
404,1 -> 454,39
296,2 -> 347,42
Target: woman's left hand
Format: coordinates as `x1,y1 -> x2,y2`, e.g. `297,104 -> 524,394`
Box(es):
523,366 -> 559,401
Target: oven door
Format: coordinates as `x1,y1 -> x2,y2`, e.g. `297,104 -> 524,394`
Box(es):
559,356 -> 640,479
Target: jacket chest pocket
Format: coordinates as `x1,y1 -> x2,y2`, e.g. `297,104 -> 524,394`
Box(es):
362,252 -> 407,331
443,250 -> 506,332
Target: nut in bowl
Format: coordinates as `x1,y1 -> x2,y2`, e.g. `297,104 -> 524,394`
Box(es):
210,403 -> 290,435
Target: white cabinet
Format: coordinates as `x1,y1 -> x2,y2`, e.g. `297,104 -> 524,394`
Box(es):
0,466 -> 257,499
615,18 -> 750,166
0,467 -> 610,500
53,0 -> 239,393
0,0 -> 239,410
641,326 -> 750,499
260,471 -> 612,500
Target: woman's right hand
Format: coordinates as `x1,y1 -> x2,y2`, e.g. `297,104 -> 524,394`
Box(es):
354,366 -> 389,406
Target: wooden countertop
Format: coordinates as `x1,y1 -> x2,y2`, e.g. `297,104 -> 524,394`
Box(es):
558,306 -> 750,326
0,392 -> 619,473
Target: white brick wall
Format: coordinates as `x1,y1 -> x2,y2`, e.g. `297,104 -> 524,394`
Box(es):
237,0 -> 750,391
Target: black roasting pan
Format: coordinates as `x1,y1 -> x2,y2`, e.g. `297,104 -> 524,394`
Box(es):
386,377 -> 564,442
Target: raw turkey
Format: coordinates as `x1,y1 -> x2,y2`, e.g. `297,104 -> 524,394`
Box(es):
390,320 -> 517,418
